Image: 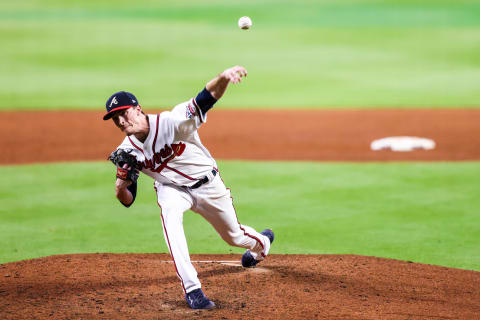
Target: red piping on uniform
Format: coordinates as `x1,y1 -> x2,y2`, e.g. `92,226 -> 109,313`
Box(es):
165,165 -> 197,181
191,98 -> 199,108
152,114 -> 160,153
128,136 -> 145,155
218,173 -> 266,255
239,224 -> 266,257
191,97 -> 206,123
154,185 -> 187,293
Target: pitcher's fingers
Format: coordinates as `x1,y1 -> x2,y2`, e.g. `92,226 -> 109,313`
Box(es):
233,66 -> 247,77
237,68 -> 247,77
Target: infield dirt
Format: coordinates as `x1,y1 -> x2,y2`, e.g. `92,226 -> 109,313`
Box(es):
1,109 -> 479,319
2,109 -> 480,164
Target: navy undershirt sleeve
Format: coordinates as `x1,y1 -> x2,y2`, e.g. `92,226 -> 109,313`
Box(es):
194,87 -> 217,117
121,181 -> 137,208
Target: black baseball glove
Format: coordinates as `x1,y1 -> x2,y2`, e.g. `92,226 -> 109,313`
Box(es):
108,149 -> 139,183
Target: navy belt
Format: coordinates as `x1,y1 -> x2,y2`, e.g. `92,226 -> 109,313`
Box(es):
189,169 -> 217,189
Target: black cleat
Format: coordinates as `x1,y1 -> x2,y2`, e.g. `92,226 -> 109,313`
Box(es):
185,288 -> 215,310
241,250 -> 258,268
241,229 -> 274,268
261,229 -> 274,244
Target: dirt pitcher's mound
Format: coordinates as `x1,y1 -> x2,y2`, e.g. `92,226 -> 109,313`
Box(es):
1,254 -> 479,319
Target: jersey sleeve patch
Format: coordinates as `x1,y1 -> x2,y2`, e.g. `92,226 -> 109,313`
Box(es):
169,100 -> 205,137
186,102 -> 197,119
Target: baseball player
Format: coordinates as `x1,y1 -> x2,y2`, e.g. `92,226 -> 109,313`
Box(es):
103,66 -> 274,310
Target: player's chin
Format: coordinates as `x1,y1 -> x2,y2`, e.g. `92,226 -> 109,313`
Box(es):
121,127 -> 133,135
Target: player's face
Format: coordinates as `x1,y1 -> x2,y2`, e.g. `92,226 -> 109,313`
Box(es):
111,106 -> 143,135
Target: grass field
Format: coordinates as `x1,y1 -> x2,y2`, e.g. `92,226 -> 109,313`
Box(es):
1,161 -> 479,271
1,0 -> 479,274
1,0 -> 480,109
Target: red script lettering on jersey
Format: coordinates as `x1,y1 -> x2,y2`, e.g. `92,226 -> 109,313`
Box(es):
139,143 -> 186,172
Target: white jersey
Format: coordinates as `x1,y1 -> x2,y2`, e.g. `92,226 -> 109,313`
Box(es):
117,98 -> 217,187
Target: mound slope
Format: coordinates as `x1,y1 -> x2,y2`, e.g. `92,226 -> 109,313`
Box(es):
1,253 -> 479,319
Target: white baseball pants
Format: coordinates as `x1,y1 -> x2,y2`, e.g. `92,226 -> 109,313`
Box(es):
154,173 -> 270,294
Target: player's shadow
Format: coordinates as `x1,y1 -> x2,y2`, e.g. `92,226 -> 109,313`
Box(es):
195,263 -> 247,279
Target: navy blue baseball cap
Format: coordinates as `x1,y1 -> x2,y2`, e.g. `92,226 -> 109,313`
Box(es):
103,91 -> 139,120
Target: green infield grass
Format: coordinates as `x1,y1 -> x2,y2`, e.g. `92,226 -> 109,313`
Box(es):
1,160 -> 478,271
1,0 -> 480,110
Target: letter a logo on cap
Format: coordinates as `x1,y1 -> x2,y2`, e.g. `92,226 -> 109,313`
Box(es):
109,97 -> 118,108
